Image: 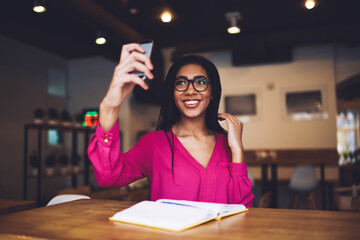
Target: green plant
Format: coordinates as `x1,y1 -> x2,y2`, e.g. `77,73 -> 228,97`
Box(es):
45,154 -> 57,168
59,154 -> 69,166
33,108 -> 44,119
48,108 -> 59,120
61,110 -> 72,122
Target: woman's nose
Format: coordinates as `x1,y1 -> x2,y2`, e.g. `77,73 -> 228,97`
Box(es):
185,82 -> 196,94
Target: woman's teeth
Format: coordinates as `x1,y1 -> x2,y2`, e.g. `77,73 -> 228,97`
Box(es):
185,100 -> 199,105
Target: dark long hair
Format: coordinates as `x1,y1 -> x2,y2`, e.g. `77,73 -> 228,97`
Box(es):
156,55 -> 226,134
156,55 -> 226,181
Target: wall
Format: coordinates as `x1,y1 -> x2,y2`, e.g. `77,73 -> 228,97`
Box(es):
215,45 -> 337,149
333,45 -> 360,84
0,35 -> 68,200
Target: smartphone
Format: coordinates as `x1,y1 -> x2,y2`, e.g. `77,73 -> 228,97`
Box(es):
131,39 -> 154,80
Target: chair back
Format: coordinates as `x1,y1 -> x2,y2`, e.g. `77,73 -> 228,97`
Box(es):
289,165 -> 318,192
46,194 -> 90,206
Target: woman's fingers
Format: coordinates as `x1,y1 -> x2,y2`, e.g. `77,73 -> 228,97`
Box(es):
218,113 -> 243,132
123,60 -> 154,80
122,50 -> 153,70
120,43 -> 145,60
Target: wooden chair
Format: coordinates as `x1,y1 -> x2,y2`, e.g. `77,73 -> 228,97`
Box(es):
288,165 -> 318,210
259,192 -> 272,208
334,185 -> 360,211
47,194 -> 90,206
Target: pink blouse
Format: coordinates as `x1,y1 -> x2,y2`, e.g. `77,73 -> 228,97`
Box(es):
87,121 -> 254,207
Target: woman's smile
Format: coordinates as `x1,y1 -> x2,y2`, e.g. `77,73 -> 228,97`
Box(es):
182,99 -> 201,108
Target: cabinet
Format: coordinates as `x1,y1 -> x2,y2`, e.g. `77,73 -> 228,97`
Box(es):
23,123 -> 95,206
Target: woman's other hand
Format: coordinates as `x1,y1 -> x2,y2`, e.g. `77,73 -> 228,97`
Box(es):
100,43 -> 154,131
218,113 -> 245,163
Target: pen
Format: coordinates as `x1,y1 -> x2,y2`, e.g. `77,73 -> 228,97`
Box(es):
160,201 -> 197,208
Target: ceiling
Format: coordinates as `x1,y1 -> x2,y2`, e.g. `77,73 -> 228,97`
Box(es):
1,0 -> 359,63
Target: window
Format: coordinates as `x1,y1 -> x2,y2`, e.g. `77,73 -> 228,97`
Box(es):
48,69 -> 66,97
282,87 -> 329,121
337,110 -> 359,164
225,92 -> 261,122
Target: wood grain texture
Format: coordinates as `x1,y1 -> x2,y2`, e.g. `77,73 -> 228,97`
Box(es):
0,199 -> 36,215
0,199 -> 359,239
245,149 -> 338,166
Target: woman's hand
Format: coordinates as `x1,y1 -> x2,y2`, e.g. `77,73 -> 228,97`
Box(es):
218,113 -> 245,163
100,43 -> 154,131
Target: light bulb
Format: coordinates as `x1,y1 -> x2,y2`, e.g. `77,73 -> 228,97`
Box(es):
305,0 -> 316,10
227,26 -> 240,34
161,11 -> 172,23
96,37 -> 106,45
33,5 -> 46,13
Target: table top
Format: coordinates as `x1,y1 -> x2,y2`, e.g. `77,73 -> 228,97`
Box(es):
0,199 -> 359,240
0,199 -> 36,215
245,149 -> 339,166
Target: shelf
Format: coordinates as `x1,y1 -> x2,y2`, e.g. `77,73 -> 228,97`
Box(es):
27,170 -> 94,179
23,123 -> 94,206
25,123 -> 96,132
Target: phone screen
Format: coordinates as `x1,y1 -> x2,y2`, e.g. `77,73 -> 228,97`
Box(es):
140,40 -> 153,58
133,40 -> 153,79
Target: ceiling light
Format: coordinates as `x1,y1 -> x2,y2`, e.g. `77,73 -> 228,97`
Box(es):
129,8 -> 138,14
33,0 -> 46,13
161,11 -> 172,23
305,0 -> 316,10
226,12 -> 242,34
95,32 -> 106,45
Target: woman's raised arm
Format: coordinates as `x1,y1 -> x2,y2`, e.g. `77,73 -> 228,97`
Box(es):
99,43 -> 154,131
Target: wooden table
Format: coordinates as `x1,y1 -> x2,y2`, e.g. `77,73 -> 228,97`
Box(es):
0,199 -> 359,240
0,199 -> 35,215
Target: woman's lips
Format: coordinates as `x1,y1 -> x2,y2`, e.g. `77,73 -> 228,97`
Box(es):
183,99 -> 201,108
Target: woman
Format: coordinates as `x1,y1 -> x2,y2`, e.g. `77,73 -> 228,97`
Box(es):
88,43 -> 254,207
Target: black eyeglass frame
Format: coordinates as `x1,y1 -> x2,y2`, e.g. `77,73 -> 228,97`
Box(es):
174,76 -> 211,92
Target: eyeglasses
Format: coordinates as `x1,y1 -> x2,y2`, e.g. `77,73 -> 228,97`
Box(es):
175,76 -> 210,92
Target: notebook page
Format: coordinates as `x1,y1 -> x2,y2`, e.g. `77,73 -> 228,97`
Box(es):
111,201 -> 215,231
156,199 -> 246,217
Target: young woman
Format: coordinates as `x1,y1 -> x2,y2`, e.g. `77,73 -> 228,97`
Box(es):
88,43 -> 254,207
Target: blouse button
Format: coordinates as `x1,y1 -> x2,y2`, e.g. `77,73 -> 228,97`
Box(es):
230,165 -> 233,168
104,138 -> 109,143
105,134 -> 109,138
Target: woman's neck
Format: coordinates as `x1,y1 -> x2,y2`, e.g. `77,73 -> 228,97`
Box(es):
172,115 -> 212,137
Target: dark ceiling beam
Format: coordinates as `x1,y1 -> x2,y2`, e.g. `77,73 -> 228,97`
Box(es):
63,0 -> 145,43
171,24 -> 360,60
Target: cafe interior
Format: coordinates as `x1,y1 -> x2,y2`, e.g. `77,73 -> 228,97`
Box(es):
0,0 -> 360,226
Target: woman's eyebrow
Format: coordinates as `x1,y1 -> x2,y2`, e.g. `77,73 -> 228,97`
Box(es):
175,75 -> 207,79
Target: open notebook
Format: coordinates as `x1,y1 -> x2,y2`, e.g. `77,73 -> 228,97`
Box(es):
109,199 -> 247,232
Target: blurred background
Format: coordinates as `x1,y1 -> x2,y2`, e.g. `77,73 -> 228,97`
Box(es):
0,0 -> 359,211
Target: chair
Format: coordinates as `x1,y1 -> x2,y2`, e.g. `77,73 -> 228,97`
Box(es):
259,192 -> 272,208
289,165 -> 318,210
334,185 -> 360,211
46,194 -> 90,206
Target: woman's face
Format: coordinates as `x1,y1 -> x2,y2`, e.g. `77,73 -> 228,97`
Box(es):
173,64 -> 212,120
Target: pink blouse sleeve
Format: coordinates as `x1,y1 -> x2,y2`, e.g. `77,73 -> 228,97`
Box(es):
227,162 -> 254,207
87,120 -> 153,188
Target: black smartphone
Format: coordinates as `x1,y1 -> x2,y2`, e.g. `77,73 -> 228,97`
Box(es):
131,39 -> 154,80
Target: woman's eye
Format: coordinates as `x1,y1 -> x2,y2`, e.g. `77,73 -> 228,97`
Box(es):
176,80 -> 187,85
196,79 -> 207,85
